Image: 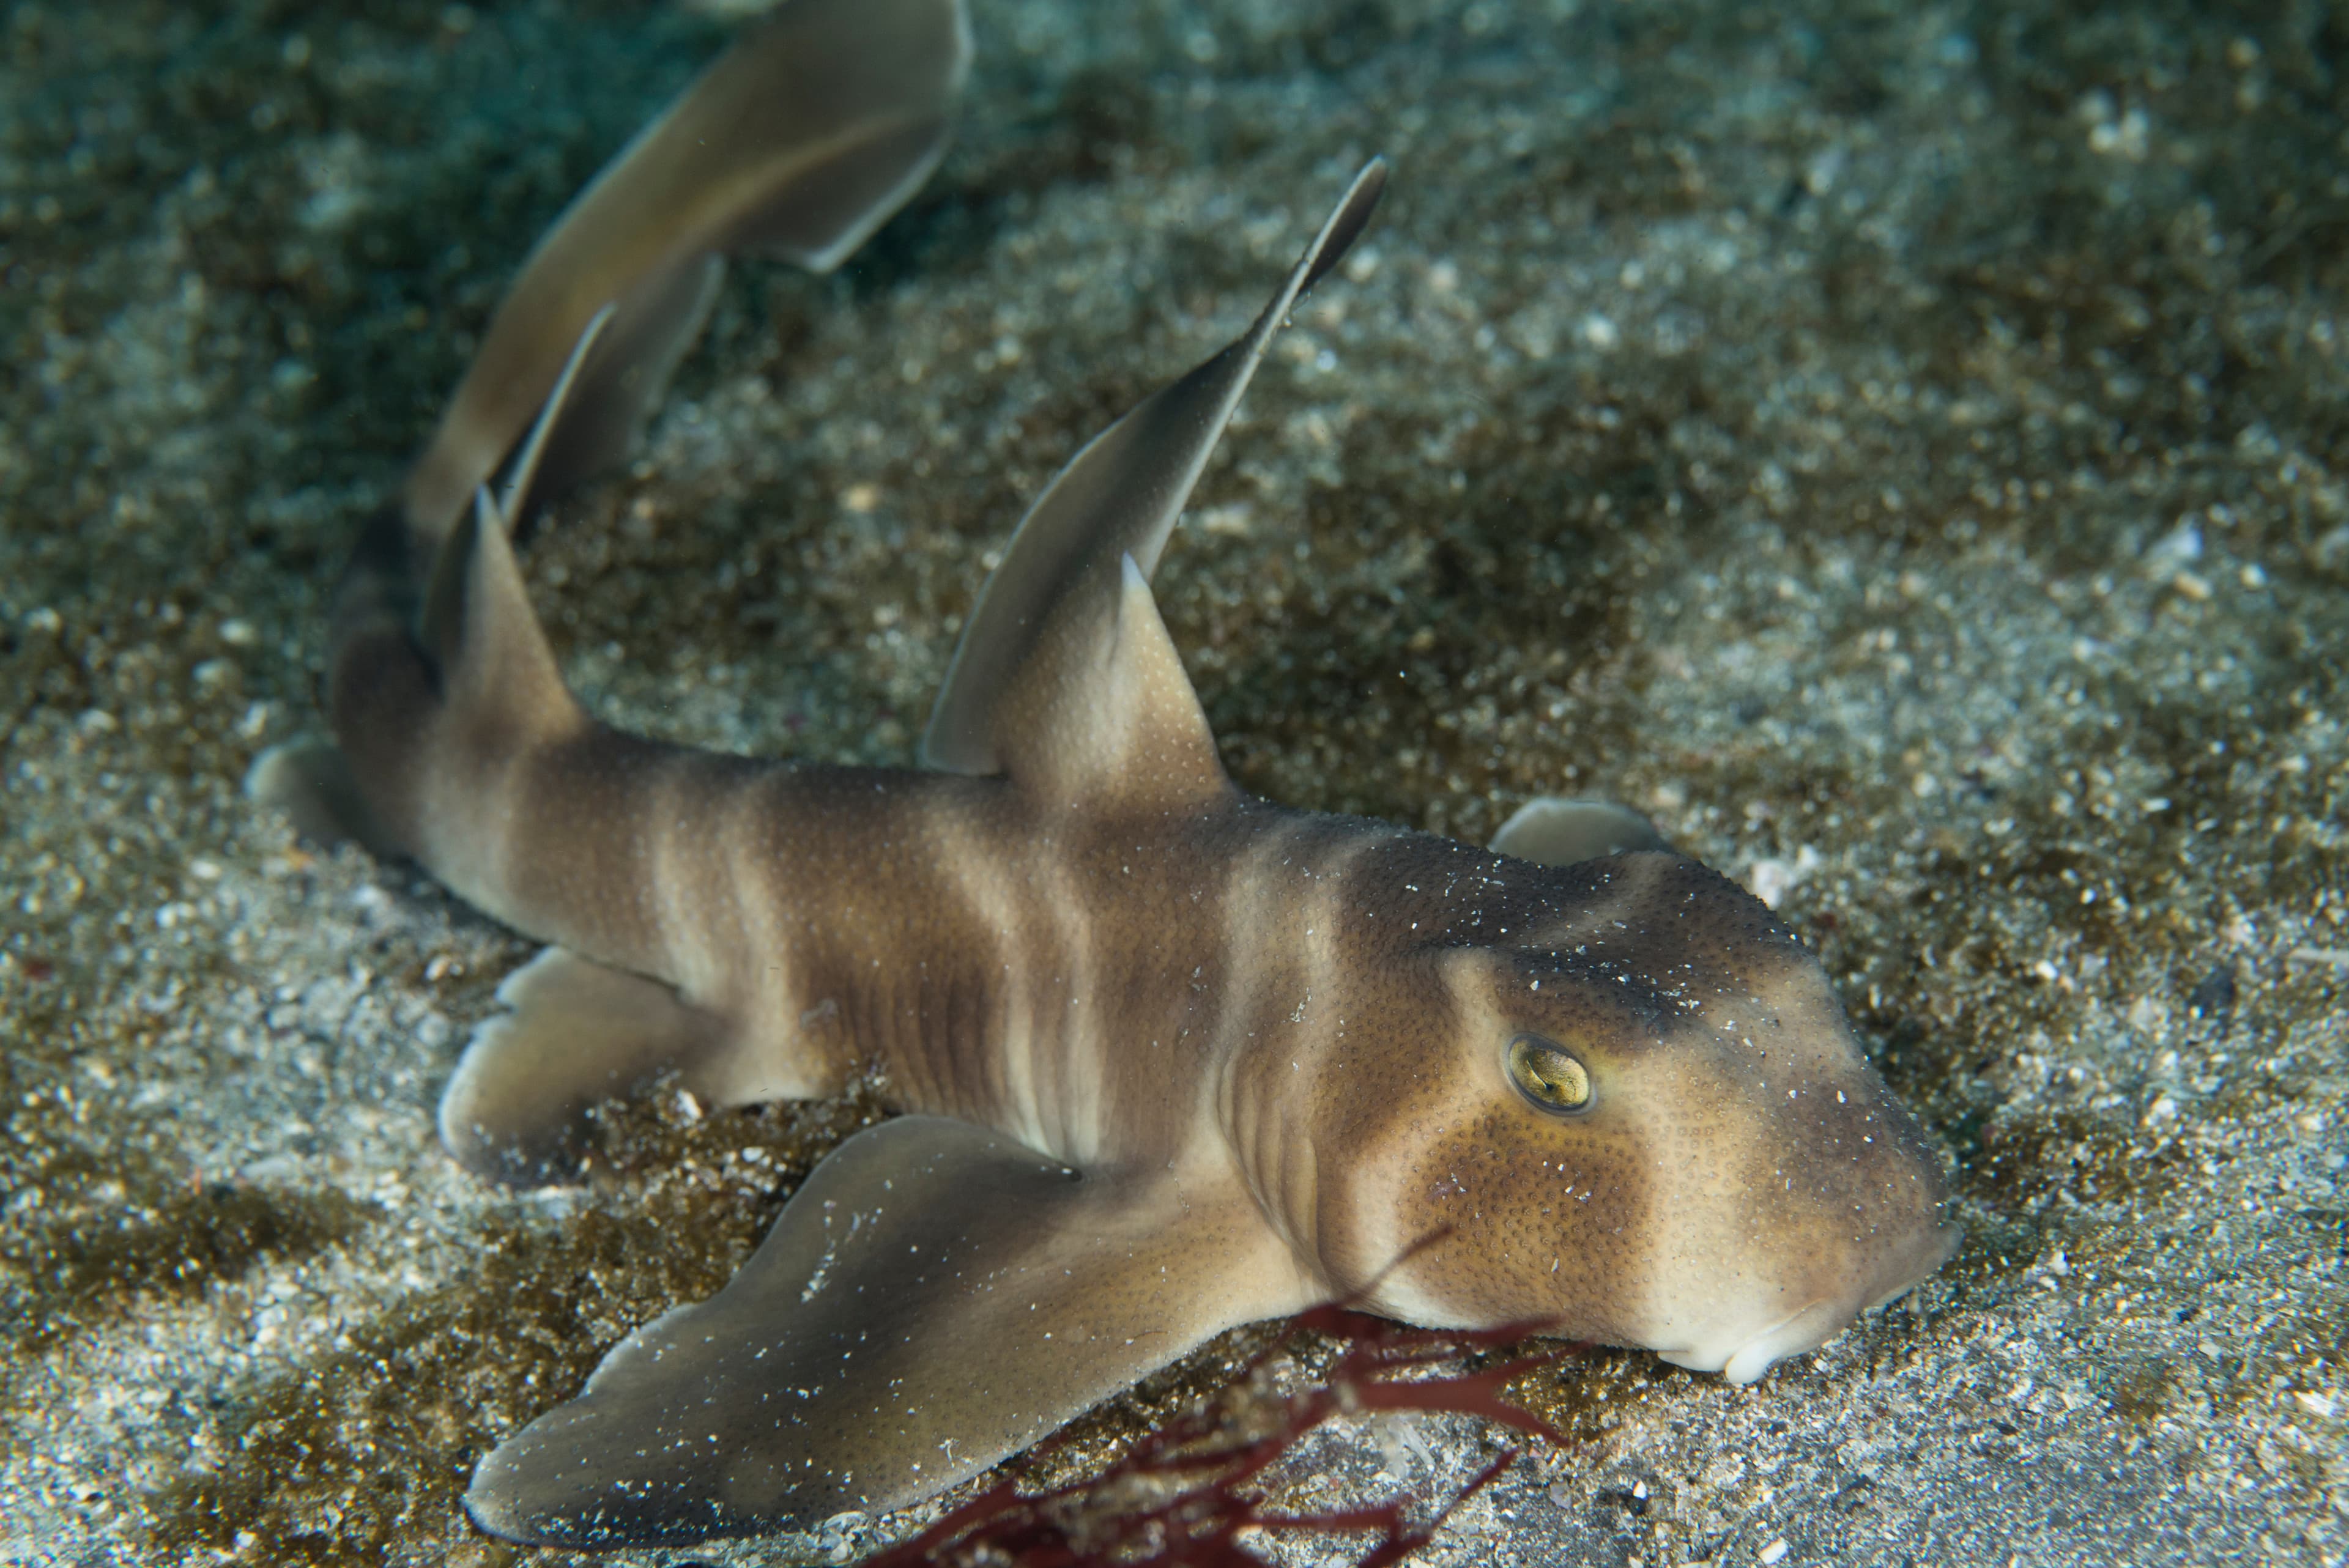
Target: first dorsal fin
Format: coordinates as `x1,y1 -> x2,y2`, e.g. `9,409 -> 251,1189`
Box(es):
920,160 -> 1389,784
985,553 -> 1227,811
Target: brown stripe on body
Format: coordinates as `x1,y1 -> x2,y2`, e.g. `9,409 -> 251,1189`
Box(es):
390,709 -> 1013,1107
1198,808 -> 1406,1277
723,765 -> 1034,1115
1213,824 -> 1563,1302
412,725 -> 732,982
832,791 -> 1361,1176
1015,811 -> 1203,1167
869,796 -> 1242,1169
1037,801 -> 1307,1174
549,742 -> 1043,1106
840,801 -> 1020,1125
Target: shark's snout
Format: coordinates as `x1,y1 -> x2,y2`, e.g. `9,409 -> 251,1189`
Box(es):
1866,1211 -> 1960,1311
1655,1207 -> 1956,1383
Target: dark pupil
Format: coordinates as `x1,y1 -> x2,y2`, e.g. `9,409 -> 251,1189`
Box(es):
1509,1034 -> 1587,1110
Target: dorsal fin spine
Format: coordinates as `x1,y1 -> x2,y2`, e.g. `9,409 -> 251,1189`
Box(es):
415,305 -> 612,719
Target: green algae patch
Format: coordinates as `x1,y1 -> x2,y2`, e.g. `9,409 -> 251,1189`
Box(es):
2103,1355 -> 2177,1428
1504,1346 -> 1682,1452
2,1165 -> 382,1356
1965,1113 -> 2197,1215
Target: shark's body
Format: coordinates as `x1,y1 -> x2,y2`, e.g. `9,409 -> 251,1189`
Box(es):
264,14 -> 1952,1544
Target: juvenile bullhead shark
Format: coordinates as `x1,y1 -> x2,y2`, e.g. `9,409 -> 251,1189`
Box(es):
281,136 -> 1952,1545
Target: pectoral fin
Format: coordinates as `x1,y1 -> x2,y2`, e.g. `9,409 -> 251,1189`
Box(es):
465,1115 -> 1308,1547
1490,796 -> 1669,866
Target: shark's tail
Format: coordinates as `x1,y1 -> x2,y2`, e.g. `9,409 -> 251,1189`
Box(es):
251,0 -> 971,854
399,0 -> 972,545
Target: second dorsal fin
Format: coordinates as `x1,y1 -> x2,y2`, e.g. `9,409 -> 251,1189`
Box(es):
920,160 -> 1388,788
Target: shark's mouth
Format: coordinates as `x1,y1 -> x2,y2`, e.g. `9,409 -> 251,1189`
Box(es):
1653,1221 -> 1957,1383
1652,1296 -> 1842,1384
1718,1298 -> 1845,1383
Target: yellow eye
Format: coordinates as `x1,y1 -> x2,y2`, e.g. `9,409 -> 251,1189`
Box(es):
1507,1034 -> 1592,1113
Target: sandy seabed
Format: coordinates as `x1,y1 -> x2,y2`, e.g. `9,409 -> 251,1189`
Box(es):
2,1 -> 2345,1564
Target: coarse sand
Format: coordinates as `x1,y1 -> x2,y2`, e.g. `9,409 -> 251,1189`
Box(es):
2,2 -> 2343,1564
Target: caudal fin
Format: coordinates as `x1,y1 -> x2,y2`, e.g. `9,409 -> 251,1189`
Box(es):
267,0 -> 968,856
399,0 -> 972,545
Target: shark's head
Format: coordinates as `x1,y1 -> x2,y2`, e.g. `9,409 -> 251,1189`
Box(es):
1287,845 -> 1951,1383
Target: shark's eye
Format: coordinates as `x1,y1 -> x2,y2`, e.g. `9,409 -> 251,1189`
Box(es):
1507,1034 -> 1592,1114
